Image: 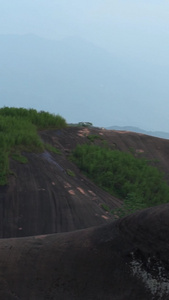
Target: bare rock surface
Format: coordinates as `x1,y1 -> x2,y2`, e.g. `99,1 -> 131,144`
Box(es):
0,127 -> 169,299
0,204 -> 169,299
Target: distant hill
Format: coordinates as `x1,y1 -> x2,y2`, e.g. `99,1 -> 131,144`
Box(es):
106,125 -> 169,139
0,34 -> 124,124
1,34 -> 169,130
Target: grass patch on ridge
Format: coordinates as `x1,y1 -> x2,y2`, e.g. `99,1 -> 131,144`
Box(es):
0,107 -> 67,185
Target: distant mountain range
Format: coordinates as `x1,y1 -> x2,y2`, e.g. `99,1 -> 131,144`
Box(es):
106,126 -> 169,140
1,34 -> 169,130
0,34 -> 125,125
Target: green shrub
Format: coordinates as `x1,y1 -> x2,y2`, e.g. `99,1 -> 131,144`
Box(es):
71,144 -> 169,216
0,106 -> 67,185
66,169 -> 75,177
101,203 -> 110,212
0,151 -> 9,185
87,134 -> 103,143
45,143 -> 61,154
112,192 -> 147,218
11,153 -> 28,164
0,107 -> 67,130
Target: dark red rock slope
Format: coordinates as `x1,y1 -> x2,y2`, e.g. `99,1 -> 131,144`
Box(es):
0,127 -> 169,299
0,204 -> 169,299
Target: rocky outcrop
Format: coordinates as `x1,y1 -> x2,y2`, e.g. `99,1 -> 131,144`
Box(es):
1,127 -> 169,299
0,204 -> 169,299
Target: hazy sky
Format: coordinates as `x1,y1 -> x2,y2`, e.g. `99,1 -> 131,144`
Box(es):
1,1 -> 169,131
1,0 -> 169,61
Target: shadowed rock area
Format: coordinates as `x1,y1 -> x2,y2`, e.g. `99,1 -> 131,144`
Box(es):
1,127 -> 169,299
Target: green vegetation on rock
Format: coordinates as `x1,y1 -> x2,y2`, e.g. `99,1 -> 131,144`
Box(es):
0,107 -> 66,185
87,134 -> 103,143
11,153 -> 28,164
0,106 -> 66,130
66,169 -> 75,177
44,143 -> 61,154
71,144 -> 169,216
100,203 -> 110,212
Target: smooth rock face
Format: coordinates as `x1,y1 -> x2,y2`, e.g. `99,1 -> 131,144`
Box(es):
0,223 -> 150,299
1,127 -> 169,299
1,204 -> 169,299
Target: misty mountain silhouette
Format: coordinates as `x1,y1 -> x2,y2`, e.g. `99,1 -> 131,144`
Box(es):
1,34 -> 169,129
107,125 -> 169,139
